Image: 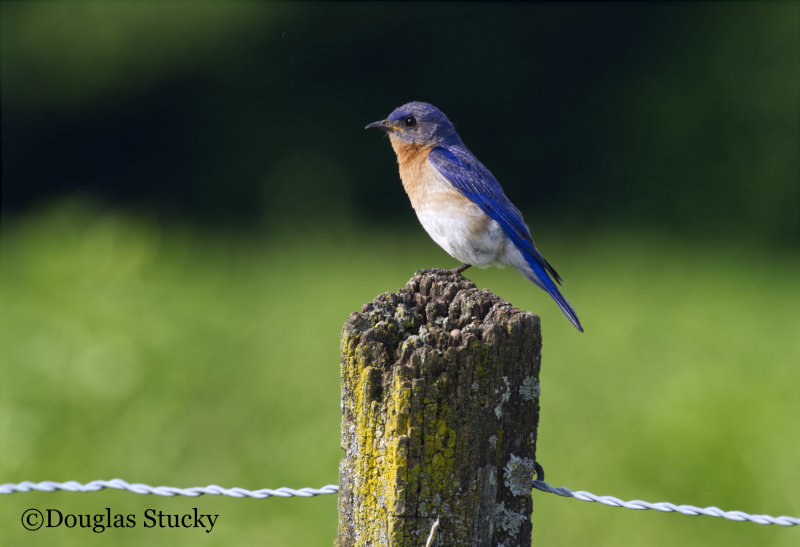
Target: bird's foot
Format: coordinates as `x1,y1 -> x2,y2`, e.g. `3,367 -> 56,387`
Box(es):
451,264 -> 472,275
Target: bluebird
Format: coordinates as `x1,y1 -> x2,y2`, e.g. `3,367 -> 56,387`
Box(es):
366,101 -> 583,332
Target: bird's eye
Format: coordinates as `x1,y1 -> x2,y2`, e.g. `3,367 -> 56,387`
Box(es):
404,116 -> 417,128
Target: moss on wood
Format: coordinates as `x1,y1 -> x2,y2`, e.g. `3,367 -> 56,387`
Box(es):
337,269 -> 541,546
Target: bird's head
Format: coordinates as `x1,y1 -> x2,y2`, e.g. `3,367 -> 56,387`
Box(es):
366,101 -> 459,146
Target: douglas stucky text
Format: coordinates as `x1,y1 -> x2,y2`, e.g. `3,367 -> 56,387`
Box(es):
21,507 -> 218,533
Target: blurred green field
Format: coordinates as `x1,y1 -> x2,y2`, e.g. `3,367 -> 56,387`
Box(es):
1,201 -> 798,546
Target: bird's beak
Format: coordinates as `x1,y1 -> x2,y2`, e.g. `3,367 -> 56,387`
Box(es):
365,119 -> 398,131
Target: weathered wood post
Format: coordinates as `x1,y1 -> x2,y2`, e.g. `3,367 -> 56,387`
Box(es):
337,269 -> 542,546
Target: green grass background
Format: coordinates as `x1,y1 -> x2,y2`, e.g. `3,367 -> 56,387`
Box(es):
1,201 -> 798,546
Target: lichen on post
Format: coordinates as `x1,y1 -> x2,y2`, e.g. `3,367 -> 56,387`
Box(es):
337,269 -> 542,546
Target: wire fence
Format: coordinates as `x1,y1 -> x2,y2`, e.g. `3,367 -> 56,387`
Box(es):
2,477 -> 797,527
0,479 -> 337,499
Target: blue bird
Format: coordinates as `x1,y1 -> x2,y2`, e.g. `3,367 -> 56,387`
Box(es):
366,101 -> 583,332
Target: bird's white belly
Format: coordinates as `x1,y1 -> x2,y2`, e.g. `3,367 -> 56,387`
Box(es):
415,206 -> 507,267
400,158 -> 513,267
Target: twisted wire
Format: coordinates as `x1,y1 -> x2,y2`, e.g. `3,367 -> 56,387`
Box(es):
2,478 -> 797,526
531,480 -> 799,527
0,479 -> 338,499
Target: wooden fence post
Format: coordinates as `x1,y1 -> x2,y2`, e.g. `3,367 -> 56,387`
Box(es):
337,269 -> 542,546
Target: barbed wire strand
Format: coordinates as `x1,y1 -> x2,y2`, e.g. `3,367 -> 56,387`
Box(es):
1,478 -> 797,527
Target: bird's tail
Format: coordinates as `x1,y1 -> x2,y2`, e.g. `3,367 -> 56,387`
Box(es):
522,256 -> 584,332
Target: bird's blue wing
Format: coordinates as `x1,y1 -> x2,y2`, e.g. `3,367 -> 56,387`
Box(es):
428,145 -> 583,332
428,146 -> 561,283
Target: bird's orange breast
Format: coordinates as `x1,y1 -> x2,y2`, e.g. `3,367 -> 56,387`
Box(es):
390,138 -> 473,215
389,139 -> 433,209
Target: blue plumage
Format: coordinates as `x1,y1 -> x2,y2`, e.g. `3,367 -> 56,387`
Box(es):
367,101 -> 583,332
428,146 -> 582,332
